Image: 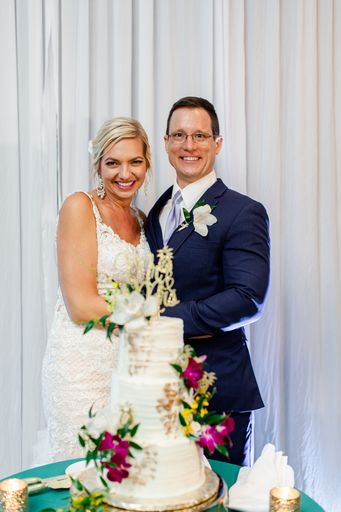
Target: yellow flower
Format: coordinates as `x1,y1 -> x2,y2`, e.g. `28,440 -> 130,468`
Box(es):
71,496 -> 85,507
182,408 -> 193,419
182,424 -> 194,436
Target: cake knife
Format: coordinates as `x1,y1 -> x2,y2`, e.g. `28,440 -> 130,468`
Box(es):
25,475 -> 71,494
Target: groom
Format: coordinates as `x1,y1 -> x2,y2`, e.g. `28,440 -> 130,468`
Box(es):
146,96 -> 270,466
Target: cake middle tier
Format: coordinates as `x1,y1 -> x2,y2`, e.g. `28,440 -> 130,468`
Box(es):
111,375 -> 186,440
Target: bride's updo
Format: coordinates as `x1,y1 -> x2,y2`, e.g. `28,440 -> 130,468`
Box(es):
89,117 -> 152,178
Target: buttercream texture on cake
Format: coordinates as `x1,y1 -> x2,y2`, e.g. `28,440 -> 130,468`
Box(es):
110,317 -> 205,499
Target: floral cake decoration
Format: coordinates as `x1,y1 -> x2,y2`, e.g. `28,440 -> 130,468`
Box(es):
171,345 -> 235,457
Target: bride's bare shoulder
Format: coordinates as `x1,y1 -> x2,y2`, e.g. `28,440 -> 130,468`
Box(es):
59,192 -> 95,225
60,192 -> 93,213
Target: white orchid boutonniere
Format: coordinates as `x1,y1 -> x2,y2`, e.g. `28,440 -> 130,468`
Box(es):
178,199 -> 217,237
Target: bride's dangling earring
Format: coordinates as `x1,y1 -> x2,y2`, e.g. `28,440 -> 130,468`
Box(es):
97,174 -> 106,199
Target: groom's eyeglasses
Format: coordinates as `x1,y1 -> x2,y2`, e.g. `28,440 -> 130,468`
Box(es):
167,131 -> 214,144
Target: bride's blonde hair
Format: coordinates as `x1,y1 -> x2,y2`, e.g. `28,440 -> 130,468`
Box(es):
89,117 -> 152,177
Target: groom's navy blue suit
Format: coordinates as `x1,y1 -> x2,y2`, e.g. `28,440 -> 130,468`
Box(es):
146,178 -> 270,416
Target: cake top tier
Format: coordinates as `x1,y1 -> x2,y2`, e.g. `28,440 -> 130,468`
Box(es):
118,317 -> 184,379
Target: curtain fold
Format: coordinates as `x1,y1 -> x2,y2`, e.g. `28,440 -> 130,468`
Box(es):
0,0 -> 22,475
1,1 -> 340,509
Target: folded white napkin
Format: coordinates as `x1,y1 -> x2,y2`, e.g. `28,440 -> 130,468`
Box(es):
228,443 -> 295,512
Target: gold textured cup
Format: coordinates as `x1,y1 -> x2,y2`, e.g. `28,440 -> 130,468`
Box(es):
270,487 -> 301,511
0,479 -> 28,512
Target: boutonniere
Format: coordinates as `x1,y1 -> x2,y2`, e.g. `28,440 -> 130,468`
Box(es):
178,199 -> 217,237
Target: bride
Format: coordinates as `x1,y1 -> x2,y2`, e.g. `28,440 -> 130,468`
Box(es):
34,117 -> 151,464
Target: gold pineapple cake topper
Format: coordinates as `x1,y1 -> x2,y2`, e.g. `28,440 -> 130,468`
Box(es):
84,246 -> 179,335
144,246 -> 179,310
119,246 -> 179,312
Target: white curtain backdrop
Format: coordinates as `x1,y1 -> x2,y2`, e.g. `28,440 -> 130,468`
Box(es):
1,1 -> 340,510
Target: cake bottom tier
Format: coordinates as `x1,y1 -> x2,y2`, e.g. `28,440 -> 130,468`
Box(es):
109,436 -> 205,499
106,467 -> 220,512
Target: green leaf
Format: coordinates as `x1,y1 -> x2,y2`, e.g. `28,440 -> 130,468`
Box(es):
73,478 -> 85,491
86,450 -> 94,465
182,207 -> 191,223
170,363 -> 182,374
181,400 -> 191,409
129,423 -> 140,437
99,314 -> 109,327
188,434 -> 198,441
118,423 -> 130,438
216,444 -> 229,457
107,322 -> 116,340
129,440 -> 143,450
82,497 -> 91,507
194,199 -> 206,208
204,414 -> 226,425
196,394 -> 206,409
99,475 -> 109,489
78,434 -> 85,448
105,461 -> 118,469
179,413 -> 187,426
83,320 -> 95,335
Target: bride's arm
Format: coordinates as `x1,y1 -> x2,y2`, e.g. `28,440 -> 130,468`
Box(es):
57,192 -> 110,324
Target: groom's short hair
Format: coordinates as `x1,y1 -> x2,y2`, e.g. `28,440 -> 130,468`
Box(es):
166,96 -> 220,137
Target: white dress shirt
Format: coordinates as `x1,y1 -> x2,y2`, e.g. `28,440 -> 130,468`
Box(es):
159,171 -> 217,238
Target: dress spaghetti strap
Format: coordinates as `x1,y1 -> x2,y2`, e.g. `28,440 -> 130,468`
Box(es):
80,192 -> 102,223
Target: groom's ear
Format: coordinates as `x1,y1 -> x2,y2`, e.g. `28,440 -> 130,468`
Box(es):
164,135 -> 170,154
215,136 -> 223,155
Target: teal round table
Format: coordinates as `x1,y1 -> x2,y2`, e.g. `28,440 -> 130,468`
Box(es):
6,458 -> 324,512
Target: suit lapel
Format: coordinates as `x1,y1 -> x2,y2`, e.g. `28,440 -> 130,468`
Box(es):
147,186 -> 172,251
169,179 -> 227,254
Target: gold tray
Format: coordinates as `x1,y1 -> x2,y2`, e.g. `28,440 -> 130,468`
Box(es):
104,467 -> 222,512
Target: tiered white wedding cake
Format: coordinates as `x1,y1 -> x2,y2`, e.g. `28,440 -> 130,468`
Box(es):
109,316 -> 205,499
78,249 -> 230,509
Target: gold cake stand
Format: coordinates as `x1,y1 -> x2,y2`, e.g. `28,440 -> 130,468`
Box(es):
103,467 -> 226,512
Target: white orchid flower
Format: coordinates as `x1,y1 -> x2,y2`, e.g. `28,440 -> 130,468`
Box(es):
143,295 -> 159,318
125,290 -> 145,315
110,291 -> 144,325
189,420 -> 202,435
86,407 -> 117,437
192,204 -> 217,236
109,308 -> 131,326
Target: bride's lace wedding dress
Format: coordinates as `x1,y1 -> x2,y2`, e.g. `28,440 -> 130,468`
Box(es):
33,192 -> 150,465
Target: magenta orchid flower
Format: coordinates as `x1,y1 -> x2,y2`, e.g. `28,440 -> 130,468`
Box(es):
98,431 -> 115,451
182,356 -> 206,389
98,433 -> 132,482
110,436 -> 130,466
198,425 -> 225,453
106,467 -> 130,483
218,417 -> 235,437
198,417 -> 235,454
